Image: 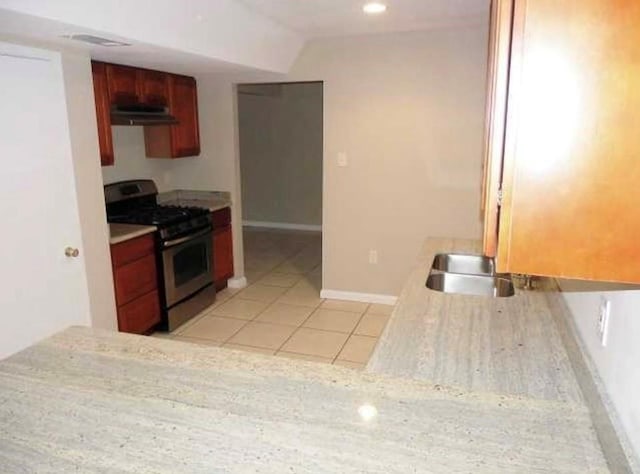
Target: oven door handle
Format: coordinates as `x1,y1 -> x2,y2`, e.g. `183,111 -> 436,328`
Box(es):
162,227 -> 212,249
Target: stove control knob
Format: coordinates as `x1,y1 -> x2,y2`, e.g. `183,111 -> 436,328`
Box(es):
65,247 -> 80,258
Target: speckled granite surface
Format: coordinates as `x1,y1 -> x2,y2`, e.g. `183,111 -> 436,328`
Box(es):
157,189 -> 231,212
0,327 -> 608,473
367,238 -> 584,404
108,223 -> 157,244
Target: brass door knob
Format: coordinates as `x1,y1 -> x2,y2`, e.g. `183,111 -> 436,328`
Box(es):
65,247 -> 80,258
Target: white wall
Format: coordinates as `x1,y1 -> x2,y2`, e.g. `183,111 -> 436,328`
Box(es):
0,34 -> 117,334
559,280 -> 640,462
61,49 -> 117,331
0,0 -> 304,73
238,82 -> 323,227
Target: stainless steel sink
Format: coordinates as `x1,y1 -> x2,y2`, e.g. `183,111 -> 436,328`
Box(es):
426,271 -> 515,297
426,252 -> 514,297
431,253 -> 494,275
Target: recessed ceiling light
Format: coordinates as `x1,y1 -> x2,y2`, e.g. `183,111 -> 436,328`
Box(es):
363,2 -> 387,14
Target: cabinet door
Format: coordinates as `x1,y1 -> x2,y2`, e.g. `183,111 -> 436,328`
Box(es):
139,69 -> 168,107
91,62 -> 114,166
117,289 -> 161,334
481,0 -> 513,257
169,74 -> 200,157
106,64 -> 140,106
496,0 -> 640,283
213,225 -> 234,289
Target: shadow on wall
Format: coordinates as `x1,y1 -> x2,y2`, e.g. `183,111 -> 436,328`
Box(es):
559,279 -> 640,293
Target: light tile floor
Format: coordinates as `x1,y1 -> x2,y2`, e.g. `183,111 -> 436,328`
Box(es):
155,227 -> 395,370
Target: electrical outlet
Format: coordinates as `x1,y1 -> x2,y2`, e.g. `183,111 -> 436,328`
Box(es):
337,152 -> 348,167
368,250 -> 378,264
597,297 -> 611,347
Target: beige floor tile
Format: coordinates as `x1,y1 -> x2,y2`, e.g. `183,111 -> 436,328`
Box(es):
302,309 -> 362,333
179,316 -> 246,343
280,328 -> 349,359
223,343 -> 275,355
366,303 -> 395,316
210,298 -> 271,320
320,299 -> 369,313
336,335 -> 379,363
333,360 -> 365,370
274,259 -> 317,275
236,284 -> 288,303
276,352 -> 332,364
354,313 -> 390,337
257,272 -> 302,288
227,321 -> 297,350
277,287 -> 324,308
254,303 -> 314,326
171,312 -> 208,335
150,331 -> 172,339
171,335 -> 222,347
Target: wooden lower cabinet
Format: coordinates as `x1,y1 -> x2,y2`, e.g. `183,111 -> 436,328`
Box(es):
211,207 -> 234,290
110,234 -> 161,334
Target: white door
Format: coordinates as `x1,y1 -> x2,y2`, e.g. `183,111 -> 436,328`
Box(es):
0,43 -> 91,359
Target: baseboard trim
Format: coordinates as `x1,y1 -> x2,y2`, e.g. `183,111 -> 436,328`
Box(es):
242,220 -> 322,232
320,289 -> 397,306
227,276 -> 247,289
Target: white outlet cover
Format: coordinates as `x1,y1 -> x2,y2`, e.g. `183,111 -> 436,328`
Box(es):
337,152 -> 348,167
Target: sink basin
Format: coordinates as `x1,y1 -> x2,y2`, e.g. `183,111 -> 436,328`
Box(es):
426,272 -> 515,297
431,253 -> 495,276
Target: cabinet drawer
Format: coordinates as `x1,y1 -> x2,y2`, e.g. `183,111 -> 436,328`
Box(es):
212,207 -> 231,228
111,234 -> 155,267
113,254 -> 157,306
117,289 -> 161,334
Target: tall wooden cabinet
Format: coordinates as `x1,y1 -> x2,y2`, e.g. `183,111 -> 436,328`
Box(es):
483,0 -> 640,283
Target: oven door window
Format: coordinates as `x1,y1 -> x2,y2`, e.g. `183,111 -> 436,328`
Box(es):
173,241 -> 209,287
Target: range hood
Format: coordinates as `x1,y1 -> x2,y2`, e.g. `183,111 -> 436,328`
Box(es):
110,104 -> 178,126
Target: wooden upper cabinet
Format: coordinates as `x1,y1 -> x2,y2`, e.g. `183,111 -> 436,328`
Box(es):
91,62 -> 114,166
144,74 -> 201,158
138,69 -> 169,107
484,0 -> 640,283
105,64 -> 140,106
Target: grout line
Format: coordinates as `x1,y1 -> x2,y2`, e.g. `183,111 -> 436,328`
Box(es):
331,308 -> 371,364
273,295 -> 325,353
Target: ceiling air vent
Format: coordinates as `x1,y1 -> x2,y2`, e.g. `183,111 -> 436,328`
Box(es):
62,34 -> 130,47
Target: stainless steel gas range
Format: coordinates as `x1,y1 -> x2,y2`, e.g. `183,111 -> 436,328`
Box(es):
105,179 -> 215,331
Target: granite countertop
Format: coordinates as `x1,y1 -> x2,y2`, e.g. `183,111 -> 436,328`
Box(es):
108,223 -> 157,245
157,189 -> 231,212
0,326 -> 608,473
367,238 -> 584,404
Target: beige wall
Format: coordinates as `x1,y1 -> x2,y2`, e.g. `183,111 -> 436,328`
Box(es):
238,82 -> 323,227
283,26 -> 489,295
101,24 -> 490,297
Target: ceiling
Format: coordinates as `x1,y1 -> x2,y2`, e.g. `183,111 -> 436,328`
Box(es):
238,0 -> 490,38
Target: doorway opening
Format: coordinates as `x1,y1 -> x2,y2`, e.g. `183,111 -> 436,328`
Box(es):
236,81 -> 324,295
